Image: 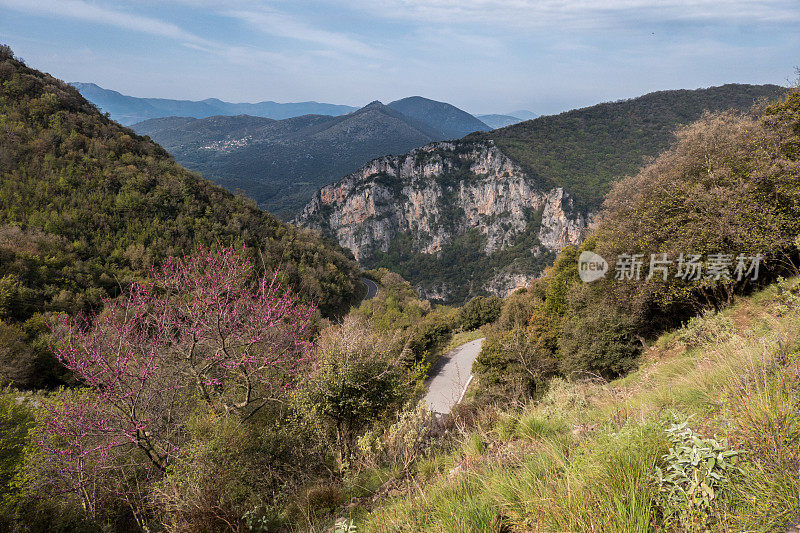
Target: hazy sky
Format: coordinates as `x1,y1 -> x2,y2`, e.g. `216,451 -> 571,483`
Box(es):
1,0 -> 798,115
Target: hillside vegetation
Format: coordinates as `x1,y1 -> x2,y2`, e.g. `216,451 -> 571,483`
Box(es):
362,278 -> 800,532
476,83 -> 786,212
0,48 -> 361,388
351,90 -> 800,531
1,45 -> 798,533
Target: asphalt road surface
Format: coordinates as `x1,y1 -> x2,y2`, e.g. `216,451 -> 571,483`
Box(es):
424,338 -> 484,414
361,277 -> 379,300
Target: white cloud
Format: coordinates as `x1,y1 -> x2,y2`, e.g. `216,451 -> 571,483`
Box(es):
0,0 -> 305,71
0,0 -> 213,45
225,8 -> 380,58
334,0 -> 800,29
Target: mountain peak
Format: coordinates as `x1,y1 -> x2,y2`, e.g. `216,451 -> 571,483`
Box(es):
387,96 -> 490,139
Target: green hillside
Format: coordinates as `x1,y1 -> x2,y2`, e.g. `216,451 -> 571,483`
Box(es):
0,48 -> 361,386
476,83 -> 787,212
363,278 -> 800,532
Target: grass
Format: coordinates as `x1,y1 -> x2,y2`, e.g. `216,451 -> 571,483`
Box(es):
444,329 -> 485,353
358,278 -> 800,532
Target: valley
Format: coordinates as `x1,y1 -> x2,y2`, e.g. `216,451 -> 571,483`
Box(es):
1,9 -> 799,528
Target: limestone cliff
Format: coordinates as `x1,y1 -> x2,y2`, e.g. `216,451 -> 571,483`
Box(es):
296,140 -> 588,301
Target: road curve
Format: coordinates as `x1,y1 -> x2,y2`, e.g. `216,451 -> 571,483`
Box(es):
424,338 -> 484,414
361,277 -> 379,300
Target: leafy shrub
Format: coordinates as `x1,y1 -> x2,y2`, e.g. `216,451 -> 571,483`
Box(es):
655,420 -> 741,530
476,322 -> 561,401
297,316 -> 415,467
0,389 -> 32,509
559,284 -> 640,379
357,401 -> 434,472
775,276 -> 800,316
457,296 -> 501,331
677,310 -> 735,347
497,290 -> 536,330
406,308 -> 457,364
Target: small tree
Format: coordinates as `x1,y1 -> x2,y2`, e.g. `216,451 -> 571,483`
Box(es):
458,296 -> 501,331
39,246 -> 314,517
297,316 -> 413,468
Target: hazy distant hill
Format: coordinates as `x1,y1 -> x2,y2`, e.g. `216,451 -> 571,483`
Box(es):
507,109 -> 538,120
477,114 -> 525,129
134,99 -> 490,217
72,82 -> 357,125
386,96 -> 490,138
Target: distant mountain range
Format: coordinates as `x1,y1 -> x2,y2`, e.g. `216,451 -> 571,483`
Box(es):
477,114 -> 528,128
71,82 -> 358,125
132,97 -> 492,217
387,96 -> 491,138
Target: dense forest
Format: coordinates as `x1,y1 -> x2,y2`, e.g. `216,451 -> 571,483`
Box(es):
0,47 -> 361,388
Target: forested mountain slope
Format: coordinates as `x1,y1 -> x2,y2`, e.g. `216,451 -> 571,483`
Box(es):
0,49 -> 361,386
476,83 -> 786,211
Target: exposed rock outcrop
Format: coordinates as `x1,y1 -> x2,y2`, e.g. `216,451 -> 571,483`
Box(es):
297,140 -> 589,301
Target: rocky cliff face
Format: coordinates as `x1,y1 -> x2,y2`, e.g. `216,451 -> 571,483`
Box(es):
297,140 -> 589,301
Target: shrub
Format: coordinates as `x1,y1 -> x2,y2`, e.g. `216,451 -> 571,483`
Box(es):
677,309 -> 735,347
405,307 -> 457,364
655,420 -> 741,530
0,389 -> 32,509
357,401 -> 434,472
457,296 -> 501,331
559,284 -> 640,379
0,322 -> 35,388
497,290 -> 536,330
297,316 -> 415,467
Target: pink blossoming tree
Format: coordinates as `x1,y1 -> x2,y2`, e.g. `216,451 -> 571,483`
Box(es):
39,246 -> 315,517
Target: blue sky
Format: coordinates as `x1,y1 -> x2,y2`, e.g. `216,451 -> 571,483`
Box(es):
1,0 -> 798,115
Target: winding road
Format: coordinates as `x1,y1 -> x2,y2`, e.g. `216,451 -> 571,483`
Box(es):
361,277 -> 379,301
357,276 -> 480,413
424,338 -> 484,414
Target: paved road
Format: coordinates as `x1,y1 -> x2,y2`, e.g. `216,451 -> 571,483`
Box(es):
361,277 -> 379,300
424,338 -> 484,414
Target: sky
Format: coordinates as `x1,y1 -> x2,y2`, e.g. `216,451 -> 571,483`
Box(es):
1,0 -> 798,115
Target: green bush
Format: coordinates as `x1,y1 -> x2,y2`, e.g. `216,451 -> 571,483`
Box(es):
677,310 -> 735,347
655,420 -> 741,530
457,296 -> 501,331
296,317 -> 415,467
559,284 -> 640,379
0,389 -> 31,507
473,327 -> 557,400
